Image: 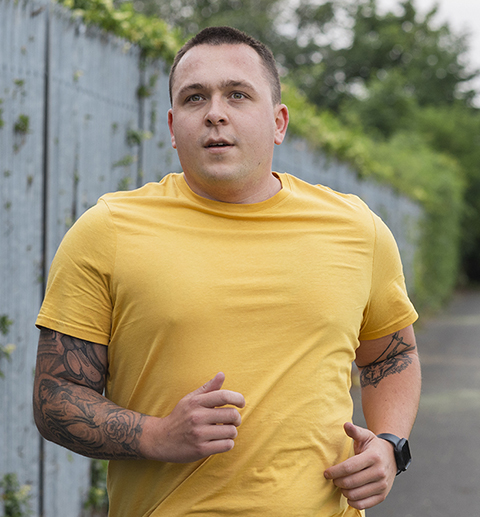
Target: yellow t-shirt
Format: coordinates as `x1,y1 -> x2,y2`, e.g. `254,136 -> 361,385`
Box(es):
37,172 -> 417,517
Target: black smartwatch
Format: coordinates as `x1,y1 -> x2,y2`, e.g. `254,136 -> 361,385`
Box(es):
377,433 -> 411,475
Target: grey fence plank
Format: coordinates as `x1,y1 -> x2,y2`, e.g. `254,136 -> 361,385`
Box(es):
41,7 -> 148,517
0,0 -> 48,513
45,5 -> 143,265
140,60 -> 181,184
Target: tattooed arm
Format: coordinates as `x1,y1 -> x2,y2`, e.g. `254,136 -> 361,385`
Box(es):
33,327 -> 146,459
355,324 -> 421,437
324,325 -> 421,510
33,328 -> 245,462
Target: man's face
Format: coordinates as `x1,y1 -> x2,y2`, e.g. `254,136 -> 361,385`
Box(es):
168,44 -> 288,203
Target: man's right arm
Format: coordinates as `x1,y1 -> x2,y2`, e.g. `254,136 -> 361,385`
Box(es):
33,328 -> 245,462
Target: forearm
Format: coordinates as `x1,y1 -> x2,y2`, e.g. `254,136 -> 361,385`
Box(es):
33,328 -> 151,460
358,351 -> 421,437
33,368 -> 245,464
325,326 -> 420,510
33,375 -> 149,460
33,330 -> 244,463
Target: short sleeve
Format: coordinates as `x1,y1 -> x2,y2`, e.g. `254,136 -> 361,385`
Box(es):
36,199 -> 116,345
359,212 -> 418,340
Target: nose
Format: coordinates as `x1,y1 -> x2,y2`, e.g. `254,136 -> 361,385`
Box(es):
204,96 -> 228,126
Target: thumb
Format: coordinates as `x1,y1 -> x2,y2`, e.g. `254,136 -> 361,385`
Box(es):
344,422 -> 373,454
192,372 -> 225,396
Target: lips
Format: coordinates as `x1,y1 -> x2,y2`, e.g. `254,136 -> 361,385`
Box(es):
204,138 -> 233,149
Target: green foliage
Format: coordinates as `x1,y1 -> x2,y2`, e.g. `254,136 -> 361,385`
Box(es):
14,115 -> 30,135
137,72 -> 159,98
112,155 -> 136,168
283,0 -> 478,112
0,99 -> 4,129
410,105 -> 480,281
117,176 -> 132,190
133,0 -> 478,112
364,132 -> 464,310
57,0 -> 184,61
0,473 -> 32,517
0,315 -> 12,335
339,68 -> 418,138
283,83 -> 384,179
0,316 -> 15,379
126,128 -> 152,146
129,0 -> 285,43
84,460 -> 109,515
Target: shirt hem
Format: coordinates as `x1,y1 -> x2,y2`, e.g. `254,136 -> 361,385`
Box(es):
35,315 -> 110,346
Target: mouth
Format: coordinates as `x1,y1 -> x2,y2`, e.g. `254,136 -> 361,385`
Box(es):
204,139 -> 234,149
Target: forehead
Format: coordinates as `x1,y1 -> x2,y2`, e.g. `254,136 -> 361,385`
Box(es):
171,44 -> 270,97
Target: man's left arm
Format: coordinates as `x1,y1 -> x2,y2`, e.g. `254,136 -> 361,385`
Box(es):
324,324 -> 421,510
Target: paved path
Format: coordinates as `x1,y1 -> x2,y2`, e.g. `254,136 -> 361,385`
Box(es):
352,289 -> 480,517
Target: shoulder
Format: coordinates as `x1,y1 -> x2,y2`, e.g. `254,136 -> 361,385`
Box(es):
71,174 -> 184,232
98,173 -> 182,209
283,173 -> 371,209
282,173 -> 376,230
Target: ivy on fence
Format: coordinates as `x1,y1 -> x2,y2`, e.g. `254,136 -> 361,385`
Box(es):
57,0 -> 184,62
0,315 -> 15,378
0,473 -> 32,517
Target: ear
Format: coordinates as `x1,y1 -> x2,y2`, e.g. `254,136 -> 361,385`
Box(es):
167,109 -> 177,149
274,104 -> 289,146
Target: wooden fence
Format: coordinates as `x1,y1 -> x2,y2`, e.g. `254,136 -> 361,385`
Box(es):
0,0 -> 421,515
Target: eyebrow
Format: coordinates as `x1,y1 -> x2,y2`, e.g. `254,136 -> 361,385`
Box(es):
177,79 -> 257,99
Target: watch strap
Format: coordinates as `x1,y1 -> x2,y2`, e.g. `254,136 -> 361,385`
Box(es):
377,433 -> 401,446
377,433 -> 411,475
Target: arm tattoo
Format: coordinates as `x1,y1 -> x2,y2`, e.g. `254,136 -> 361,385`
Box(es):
34,329 -> 145,459
360,331 -> 416,389
36,328 -> 107,392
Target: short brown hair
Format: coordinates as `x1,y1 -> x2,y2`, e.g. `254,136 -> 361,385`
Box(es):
169,26 -> 281,105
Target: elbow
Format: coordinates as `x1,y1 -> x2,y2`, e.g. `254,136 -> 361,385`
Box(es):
32,395 -> 49,439
32,383 -> 57,443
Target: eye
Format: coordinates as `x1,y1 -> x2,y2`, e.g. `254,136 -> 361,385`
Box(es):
186,94 -> 203,103
231,92 -> 246,100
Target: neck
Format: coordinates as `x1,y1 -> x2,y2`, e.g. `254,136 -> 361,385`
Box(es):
183,172 -> 282,204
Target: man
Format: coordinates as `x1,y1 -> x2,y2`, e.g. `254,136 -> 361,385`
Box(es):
34,26 -> 421,516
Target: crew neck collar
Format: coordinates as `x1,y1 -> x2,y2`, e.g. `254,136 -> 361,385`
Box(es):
175,172 -> 291,213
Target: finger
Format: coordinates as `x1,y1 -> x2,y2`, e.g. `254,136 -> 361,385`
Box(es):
204,407 -> 242,426
204,423 -> 239,441
198,389 -> 246,410
190,423 -> 239,454
324,453 -> 374,481
198,438 -> 237,457
342,478 -> 387,503
327,458 -> 381,489
191,372 -> 226,396
345,488 -> 389,511
344,422 -> 373,451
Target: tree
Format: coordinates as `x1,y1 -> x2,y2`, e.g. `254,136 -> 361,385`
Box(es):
128,0 -> 478,112
126,0 -> 288,43
281,0 -> 478,112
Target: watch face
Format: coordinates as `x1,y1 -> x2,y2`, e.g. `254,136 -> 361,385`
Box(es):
377,434 -> 412,475
397,438 -> 412,472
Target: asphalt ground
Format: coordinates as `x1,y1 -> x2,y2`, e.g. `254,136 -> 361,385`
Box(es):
352,289 -> 480,517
